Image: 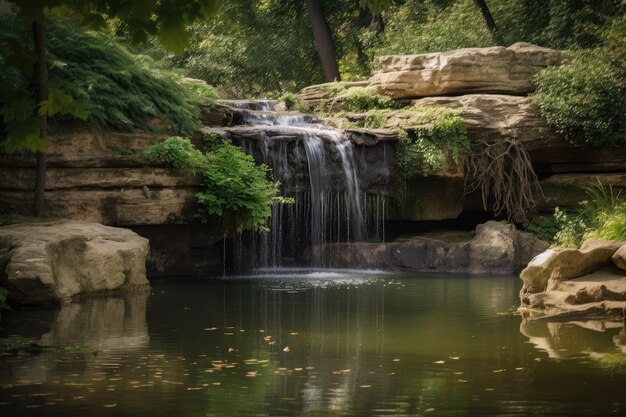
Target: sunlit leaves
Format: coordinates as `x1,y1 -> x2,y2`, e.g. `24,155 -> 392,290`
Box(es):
38,86 -> 88,120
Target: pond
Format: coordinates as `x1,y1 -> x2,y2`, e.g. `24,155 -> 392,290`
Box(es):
1,271 -> 625,416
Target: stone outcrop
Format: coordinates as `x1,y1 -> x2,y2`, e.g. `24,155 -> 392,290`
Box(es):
520,240 -> 626,321
369,43 -> 563,99
307,221 -> 548,275
0,126 -> 202,225
0,220 -> 149,304
614,244 -> 626,271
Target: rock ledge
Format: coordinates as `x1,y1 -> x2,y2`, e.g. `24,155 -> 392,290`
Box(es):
0,220 -> 150,304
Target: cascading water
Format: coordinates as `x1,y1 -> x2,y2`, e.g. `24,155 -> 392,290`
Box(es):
227,101 -> 389,268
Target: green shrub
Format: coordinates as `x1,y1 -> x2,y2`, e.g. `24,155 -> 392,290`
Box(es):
0,16 -> 201,135
143,137 -> 286,235
333,87 -> 398,112
552,183 -> 626,248
533,14 -> 626,147
182,82 -> 220,105
143,136 -> 206,175
196,143 -> 286,235
396,106 -> 469,177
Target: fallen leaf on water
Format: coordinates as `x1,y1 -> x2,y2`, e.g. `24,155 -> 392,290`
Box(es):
492,369 -> 506,373
449,356 -> 460,360
283,346 -> 290,352
392,358 -> 401,362
515,367 -> 524,371
424,408 -> 435,413
434,360 -> 445,364
228,348 -> 235,353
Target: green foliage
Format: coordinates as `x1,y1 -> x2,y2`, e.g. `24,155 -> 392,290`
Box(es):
552,183 -> 626,248
196,143 -> 288,235
533,14 -> 626,147
181,81 -> 219,105
523,214 -> 562,243
0,16 -> 203,153
395,106 -> 469,177
333,87 -> 398,112
12,0 -> 219,54
143,136 -> 286,235
277,92 -> 300,110
143,136 -> 206,175
175,1 -> 323,97
45,18 -> 201,133
372,0 -> 623,57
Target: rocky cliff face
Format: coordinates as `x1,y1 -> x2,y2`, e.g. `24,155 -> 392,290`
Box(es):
299,43 -> 626,216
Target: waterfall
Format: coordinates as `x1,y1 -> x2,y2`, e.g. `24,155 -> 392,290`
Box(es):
228,102 -> 387,268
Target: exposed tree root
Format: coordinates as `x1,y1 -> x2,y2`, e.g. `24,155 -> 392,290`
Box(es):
464,139 -> 542,223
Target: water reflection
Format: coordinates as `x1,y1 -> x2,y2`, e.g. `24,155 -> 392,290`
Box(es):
0,274 -> 625,417
520,317 -> 626,359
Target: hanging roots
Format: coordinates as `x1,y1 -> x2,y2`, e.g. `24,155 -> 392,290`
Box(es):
464,139 -> 542,223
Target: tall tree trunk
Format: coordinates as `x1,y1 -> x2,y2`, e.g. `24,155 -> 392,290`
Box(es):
305,0 -> 340,82
33,20 -> 47,216
473,0 -> 504,45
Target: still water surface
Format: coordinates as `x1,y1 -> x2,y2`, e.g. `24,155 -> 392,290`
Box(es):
1,271 -> 625,416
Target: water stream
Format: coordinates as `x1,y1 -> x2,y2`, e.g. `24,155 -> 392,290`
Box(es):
232,102 -> 385,268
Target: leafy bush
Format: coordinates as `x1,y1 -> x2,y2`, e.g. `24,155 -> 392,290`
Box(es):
196,143 -> 285,235
551,183 -> 626,248
533,14 -> 626,147
142,137 -> 285,235
0,16 -> 203,138
182,81 -> 220,105
143,136 -> 207,175
395,106 -> 469,177
333,87 -> 398,112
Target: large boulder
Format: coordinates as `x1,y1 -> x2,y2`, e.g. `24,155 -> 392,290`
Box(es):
0,220 -> 149,304
520,240 -> 624,295
519,240 -> 626,321
308,221 -> 548,275
369,43 -> 563,99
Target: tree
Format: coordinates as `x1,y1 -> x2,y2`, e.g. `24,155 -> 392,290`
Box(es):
6,0 -> 218,216
472,0 -> 503,45
305,0 -> 340,82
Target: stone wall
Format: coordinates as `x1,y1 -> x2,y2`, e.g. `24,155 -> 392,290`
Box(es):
0,125 -> 222,277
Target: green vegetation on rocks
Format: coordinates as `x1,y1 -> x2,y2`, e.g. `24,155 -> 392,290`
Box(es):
143,137 -> 288,235
540,183 -> 626,248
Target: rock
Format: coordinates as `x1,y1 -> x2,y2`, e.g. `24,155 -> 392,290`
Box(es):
0,188 -> 199,225
523,267 -> 626,321
369,43 -> 563,99
412,94 -> 555,147
308,221 -> 548,275
0,220 -> 149,304
537,173 -> 626,210
614,244 -> 626,271
520,240 -> 624,296
299,81 -> 369,108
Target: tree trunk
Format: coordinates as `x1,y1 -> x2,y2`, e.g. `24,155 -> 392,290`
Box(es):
33,20 -> 48,217
473,0 -> 504,45
305,0 -> 341,82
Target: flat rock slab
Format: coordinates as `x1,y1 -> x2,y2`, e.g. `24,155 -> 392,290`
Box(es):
307,220 -> 548,275
0,220 -> 149,305
369,42 -> 562,99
